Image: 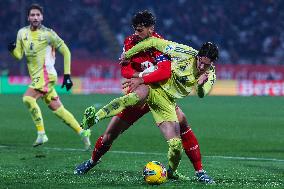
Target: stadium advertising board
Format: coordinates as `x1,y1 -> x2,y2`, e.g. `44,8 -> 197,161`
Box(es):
238,80 -> 284,96
215,64 -> 284,80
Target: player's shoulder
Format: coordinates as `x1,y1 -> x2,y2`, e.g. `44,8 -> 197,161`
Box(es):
123,34 -> 140,50
17,26 -> 29,38
40,25 -> 55,33
152,32 -> 164,39
124,34 -> 139,45
18,26 -> 29,33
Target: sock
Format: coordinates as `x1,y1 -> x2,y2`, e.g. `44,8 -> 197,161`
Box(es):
91,135 -> 112,163
167,138 -> 183,172
95,92 -> 140,122
53,106 -> 82,134
23,96 -> 45,134
180,125 -> 203,171
36,125 -> 45,134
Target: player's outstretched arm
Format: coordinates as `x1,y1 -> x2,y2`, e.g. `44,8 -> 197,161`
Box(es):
125,37 -> 169,59
9,31 -> 24,60
125,37 -> 197,61
58,43 -> 71,75
58,43 -> 73,91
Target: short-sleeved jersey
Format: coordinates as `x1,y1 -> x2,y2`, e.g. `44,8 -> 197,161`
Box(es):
12,25 -> 65,81
125,37 -> 216,99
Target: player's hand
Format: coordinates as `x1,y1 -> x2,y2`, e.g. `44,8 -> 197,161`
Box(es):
61,74 -> 73,91
121,79 -> 130,94
7,42 -> 16,52
119,52 -> 130,65
198,72 -> 209,86
128,78 -> 144,92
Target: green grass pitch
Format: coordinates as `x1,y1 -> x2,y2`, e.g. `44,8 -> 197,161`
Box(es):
0,94 -> 283,188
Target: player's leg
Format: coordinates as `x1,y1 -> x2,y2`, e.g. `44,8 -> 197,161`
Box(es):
74,105 -> 150,174
44,89 -> 91,150
147,87 -> 183,178
93,104 -> 150,162
176,107 -> 202,171
22,88 -> 48,147
81,84 -> 149,129
158,121 -> 182,174
176,106 -> 214,184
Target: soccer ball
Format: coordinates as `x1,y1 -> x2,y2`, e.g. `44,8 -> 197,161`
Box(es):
143,161 -> 167,185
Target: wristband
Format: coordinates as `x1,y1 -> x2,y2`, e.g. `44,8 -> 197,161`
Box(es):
138,72 -> 144,78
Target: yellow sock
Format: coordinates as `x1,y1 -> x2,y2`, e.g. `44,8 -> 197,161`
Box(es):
167,138 -> 183,172
95,92 -> 140,121
23,96 -> 45,134
36,125 -> 45,133
53,106 -> 82,134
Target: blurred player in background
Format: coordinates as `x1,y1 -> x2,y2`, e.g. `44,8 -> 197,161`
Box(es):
8,4 -> 91,150
75,10 -> 214,184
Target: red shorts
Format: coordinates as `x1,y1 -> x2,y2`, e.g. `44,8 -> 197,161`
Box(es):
117,104 -> 150,125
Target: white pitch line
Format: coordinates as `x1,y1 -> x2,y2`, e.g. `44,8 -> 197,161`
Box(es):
204,155 -> 284,163
2,145 -> 283,163
42,147 -> 284,163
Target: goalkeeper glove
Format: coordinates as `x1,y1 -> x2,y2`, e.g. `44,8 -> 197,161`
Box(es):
61,74 -> 73,91
8,42 -> 16,52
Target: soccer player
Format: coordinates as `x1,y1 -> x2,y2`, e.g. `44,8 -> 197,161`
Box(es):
75,11 -> 214,183
7,4 -> 91,149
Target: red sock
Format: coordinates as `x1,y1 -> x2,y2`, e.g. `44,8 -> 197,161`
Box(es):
180,125 -> 203,171
91,135 -> 111,163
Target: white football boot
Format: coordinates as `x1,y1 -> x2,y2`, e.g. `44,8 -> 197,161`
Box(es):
33,133 -> 48,147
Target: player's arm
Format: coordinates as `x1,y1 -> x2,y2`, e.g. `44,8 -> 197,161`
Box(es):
49,30 -> 71,74
58,43 -> 71,74
196,68 -> 216,98
125,37 -> 197,60
120,43 -> 137,79
9,30 -> 24,60
121,61 -> 136,79
126,54 -> 172,92
49,30 -> 73,91
141,59 -> 171,84
141,54 -> 171,84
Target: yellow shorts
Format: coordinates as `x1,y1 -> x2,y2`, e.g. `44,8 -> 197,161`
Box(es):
147,85 -> 178,124
29,74 -> 59,104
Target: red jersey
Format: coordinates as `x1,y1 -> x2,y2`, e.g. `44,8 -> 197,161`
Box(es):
121,32 -> 171,84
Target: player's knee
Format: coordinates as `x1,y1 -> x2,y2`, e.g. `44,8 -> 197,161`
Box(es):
48,101 -> 62,111
22,96 -> 36,107
176,108 -> 186,124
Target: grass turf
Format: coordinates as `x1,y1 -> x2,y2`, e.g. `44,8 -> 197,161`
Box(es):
0,94 -> 283,188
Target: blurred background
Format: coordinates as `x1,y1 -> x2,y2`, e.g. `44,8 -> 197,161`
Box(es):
0,0 -> 284,95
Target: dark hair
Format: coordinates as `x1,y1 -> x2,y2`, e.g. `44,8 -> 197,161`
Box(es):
132,10 -> 156,28
27,4 -> 44,16
197,42 -> 219,62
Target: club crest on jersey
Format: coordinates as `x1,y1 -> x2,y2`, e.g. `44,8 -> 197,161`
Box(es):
165,44 -> 174,52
